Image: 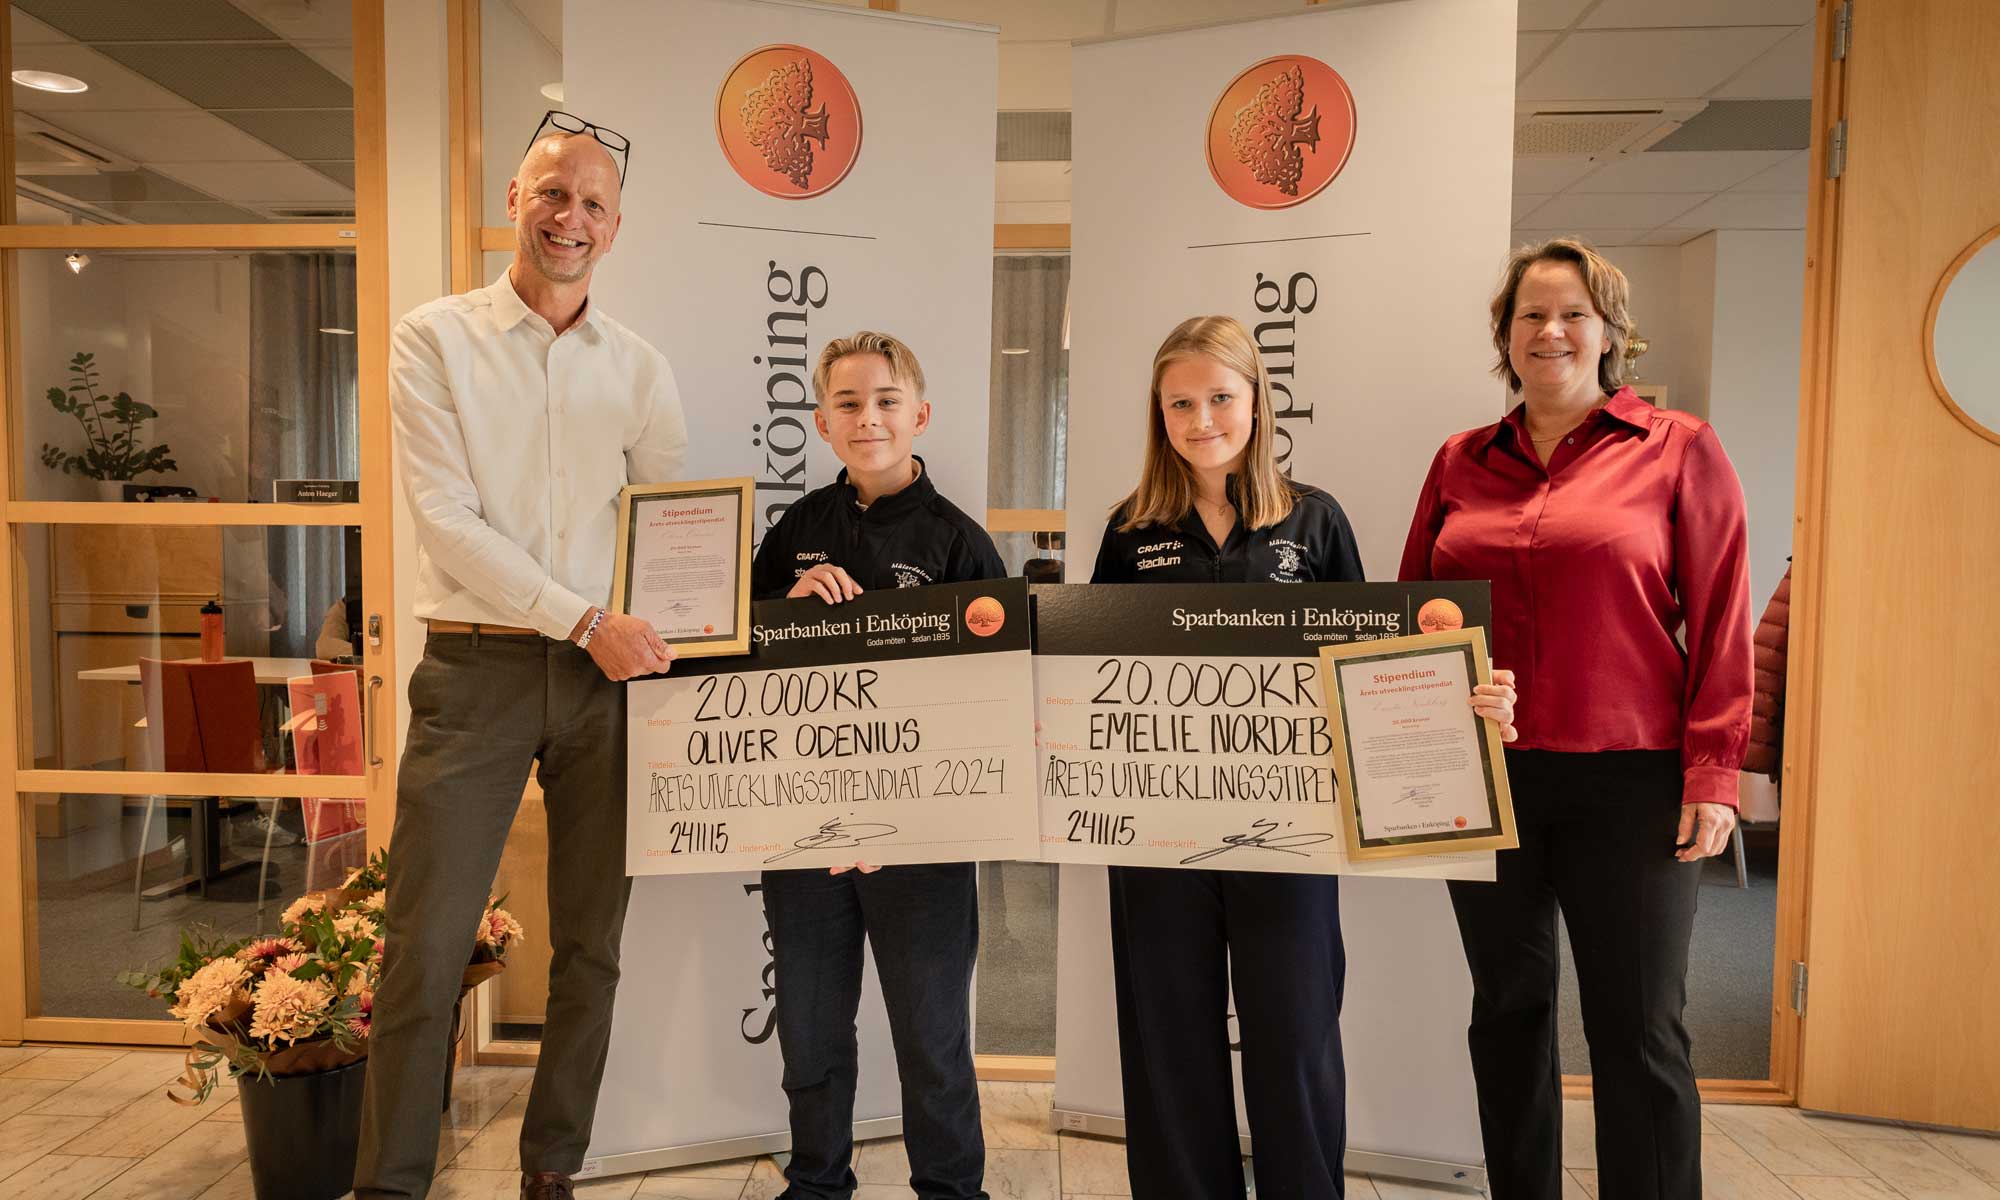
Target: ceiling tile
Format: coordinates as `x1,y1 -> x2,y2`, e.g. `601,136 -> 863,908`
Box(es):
14,0 -> 276,42
1527,191 -> 1709,228
9,42 -> 196,112
10,9 -> 67,46
1672,191 -> 1808,229
16,167 -> 211,204
1518,0 -> 1593,31
1571,149 -> 1793,193
1583,0 -> 1812,28
1112,0 -> 1306,33
1711,24 -> 1814,99
152,160 -> 354,207
1511,156 -> 1599,193
1512,228 -> 1651,247
96,43 -> 351,110
35,109 -> 292,164
1513,193 -> 1553,222
1517,32 -> 1559,80
903,0 -> 1111,40
1519,27 -> 1793,101
1635,228 -> 1705,245
1731,150 -> 1809,192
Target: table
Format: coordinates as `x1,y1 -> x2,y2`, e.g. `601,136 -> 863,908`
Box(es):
77,656 -> 322,686
77,656 -> 325,902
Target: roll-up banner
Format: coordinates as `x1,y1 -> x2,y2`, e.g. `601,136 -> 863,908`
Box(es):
565,0 -> 999,1175
1060,0 -> 1516,1185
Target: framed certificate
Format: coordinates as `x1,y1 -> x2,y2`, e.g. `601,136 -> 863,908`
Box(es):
1319,628 -> 1518,862
611,477 -> 754,658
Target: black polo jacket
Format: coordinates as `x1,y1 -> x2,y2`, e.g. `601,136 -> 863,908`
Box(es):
750,459 -> 1006,599
1090,481 -> 1366,585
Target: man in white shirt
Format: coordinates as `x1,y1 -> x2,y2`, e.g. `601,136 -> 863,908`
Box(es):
356,120 -> 685,1200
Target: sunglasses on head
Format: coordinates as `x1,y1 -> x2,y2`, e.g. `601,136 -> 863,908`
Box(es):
526,110 -> 631,183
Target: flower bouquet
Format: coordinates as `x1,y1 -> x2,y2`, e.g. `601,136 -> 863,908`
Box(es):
120,849 -> 527,1200
120,848 -> 526,1103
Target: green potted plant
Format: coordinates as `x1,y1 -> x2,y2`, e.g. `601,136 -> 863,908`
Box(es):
38,350 -> 176,499
121,850 -> 524,1200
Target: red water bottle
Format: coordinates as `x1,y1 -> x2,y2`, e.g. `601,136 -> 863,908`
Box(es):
200,599 -> 224,661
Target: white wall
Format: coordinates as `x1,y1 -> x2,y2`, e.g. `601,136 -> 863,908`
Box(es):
1598,230 -> 1801,610
1705,230 -> 1805,608
1673,233 -> 1719,421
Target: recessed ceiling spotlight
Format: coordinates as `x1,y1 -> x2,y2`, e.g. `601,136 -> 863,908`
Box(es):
65,252 -> 89,274
13,70 -> 88,94
541,82 -> 564,102
318,327 -> 356,336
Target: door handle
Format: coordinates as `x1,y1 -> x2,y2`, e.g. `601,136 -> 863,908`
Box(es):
366,675 -> 385,767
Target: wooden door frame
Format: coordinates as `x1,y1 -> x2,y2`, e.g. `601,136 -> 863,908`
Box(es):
0,0 -> 396,1047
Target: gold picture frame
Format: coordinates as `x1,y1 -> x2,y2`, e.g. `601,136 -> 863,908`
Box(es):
610,477 -> 756,659
1318,627 -> 1518,862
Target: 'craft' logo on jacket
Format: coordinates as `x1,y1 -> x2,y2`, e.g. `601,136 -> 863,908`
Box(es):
1135,539 -> 1184,571
717,45 -> 863,199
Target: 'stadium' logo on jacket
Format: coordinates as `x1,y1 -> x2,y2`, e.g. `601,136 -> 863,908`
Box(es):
717,45 -> 863,199
1206,55 -> 1357,210
1135,540 -> 1183,571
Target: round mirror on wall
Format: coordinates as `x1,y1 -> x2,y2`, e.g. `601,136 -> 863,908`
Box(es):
1928,226 -> 2000,444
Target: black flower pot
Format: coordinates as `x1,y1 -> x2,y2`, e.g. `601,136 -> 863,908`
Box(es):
237,1057 -> 367,1200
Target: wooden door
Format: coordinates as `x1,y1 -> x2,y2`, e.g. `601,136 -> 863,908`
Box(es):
1789,0 -> 2000,1129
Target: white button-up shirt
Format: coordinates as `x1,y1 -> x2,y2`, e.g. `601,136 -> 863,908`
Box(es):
391,271 -> 688,640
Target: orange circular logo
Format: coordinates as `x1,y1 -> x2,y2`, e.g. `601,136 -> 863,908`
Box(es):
1417,598 -> 1464,634
1454,816 -> 1468,829
703,624 -> 715,635
1206,55 -> 1356,210
716,44 -> 861,199
965,597 -> 1005,638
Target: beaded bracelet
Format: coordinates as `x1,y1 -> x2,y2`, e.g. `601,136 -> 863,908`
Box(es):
575,608 -> 608,648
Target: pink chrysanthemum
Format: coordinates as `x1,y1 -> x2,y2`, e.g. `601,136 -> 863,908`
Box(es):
236,937 -> 304,963
271,953 -> 309,974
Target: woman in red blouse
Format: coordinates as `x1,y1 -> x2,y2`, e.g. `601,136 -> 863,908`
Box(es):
1400,239 -> 1752,1200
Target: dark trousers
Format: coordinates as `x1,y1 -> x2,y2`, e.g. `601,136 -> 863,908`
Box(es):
1448,749 -> 1702,1200
1108,866 -> 1347,1200
763,862 -> 986,1200
355,633 -> 632,1200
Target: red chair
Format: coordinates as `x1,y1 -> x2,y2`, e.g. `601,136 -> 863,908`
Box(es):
133,659 -> 267,927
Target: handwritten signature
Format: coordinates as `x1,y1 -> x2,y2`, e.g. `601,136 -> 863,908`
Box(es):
1394,783 -> 1442,804
765,816 -> 901,864
1180,819 -> 1338,865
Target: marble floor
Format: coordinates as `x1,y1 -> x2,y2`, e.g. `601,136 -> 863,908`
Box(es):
2,1045 -> 1997,1199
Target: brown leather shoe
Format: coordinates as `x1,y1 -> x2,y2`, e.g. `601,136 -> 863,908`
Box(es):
520,1172 -> 574,1200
